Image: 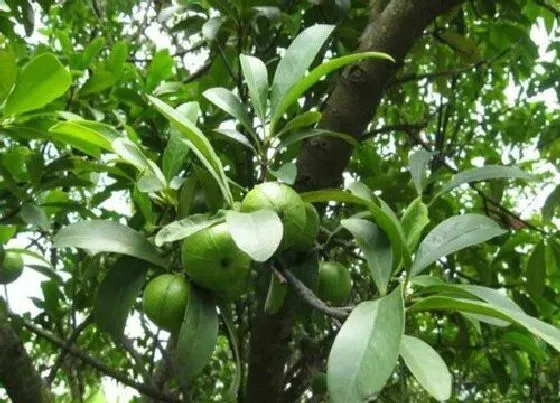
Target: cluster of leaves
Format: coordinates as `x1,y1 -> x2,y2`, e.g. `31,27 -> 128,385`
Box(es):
0,0 -> 559,402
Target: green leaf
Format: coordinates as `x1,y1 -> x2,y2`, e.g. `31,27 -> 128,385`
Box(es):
162,130 -> 190,182
107,41 -> 128,74
83,37 -> 105,67
278,129 -> 358,149
408,150 -> 435,196
269,163 -> 297,185
543,185 -> 560,222
347,181 -> 374,203
49,120 -> 120,157
276,111 -> 322,138
4,53 -> 71,116
0,47 -> 16,101
155,215 -> 223,247
408,296 -> 560,352
203,87 -> 255,136
527,240 -> 546,298
264,273 -> 288,315
301,190 -> 408,270
239,54 -> 268,122
214,128 -> 255,151
328,286 -> 404,403
400,335 -> 452,401
271,51 -> 393,134
219,303 -> 242,400
53,220 -> 166,267
440,165 -> 532,194
270,24 -> 334,114
226,210 -> 283,262
174,288 -> 219,385
93,256 -> 148,339
401,197 -> 429,251
20,202 -> 51,231
0,225 -> 17,243
502,331 -> 549,363
146,49 -> 174,92
410,214 -> 506,277
148,96 -> 233,206
341,218 -> 392,295
80,70 -> 118,95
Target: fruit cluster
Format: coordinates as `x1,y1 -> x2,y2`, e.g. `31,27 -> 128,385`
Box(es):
142,182 -> 352,332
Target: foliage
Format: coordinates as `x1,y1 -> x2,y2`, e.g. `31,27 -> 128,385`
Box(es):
0,0 -> 559,402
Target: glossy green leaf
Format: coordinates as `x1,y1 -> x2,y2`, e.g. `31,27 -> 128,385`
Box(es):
400,335 -> 452,401
162,130 -> 190,181
20,203 -> 51,231
411,214 -> 506,277
93,256 -> 148,339
276,110 -> 322,138
80,70 -> 117,95
226,210 -> 283,262
83,37 -> 105,67
0,47 -> 16,101
409,296 -> 560,352
107,41 -> 128,74
155,215 -> 223,247
239,54 -> 268,121
270,24 -> 334,114
341,218 -> 392,295
146,49 -> 174,92
328,286 -> 404,403
401,197 -> 429,251
174,288 -> 219,384
203,87 -> 255,136
4,53 -> 71,116
53,220 -> 166,267
408,150 -> 435,196
271,51 -> 393,134
347,182 -> 374,203
214,128 -> 254,151
278,129 -> 358,149
49,120 -> 120,157
0,225 -> 17,243
269,163 -> 297,185
148,96 -> 233,206
527,240 -> 546,298
440,165 -> 532,194
502,331 -> 548,363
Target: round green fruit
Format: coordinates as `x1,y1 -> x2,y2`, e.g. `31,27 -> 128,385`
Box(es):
182,222 -> 251,299
317,261 -> 352,306
240,182 -> 306,249
142,274 -> 191,332
291,202 -> 320,251
0,251 -> 24,285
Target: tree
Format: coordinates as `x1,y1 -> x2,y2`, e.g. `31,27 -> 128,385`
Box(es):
0,0 -> 559,401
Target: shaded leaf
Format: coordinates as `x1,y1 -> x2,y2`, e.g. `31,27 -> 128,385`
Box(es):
408,150 -> 435,196
401,197 -> 429,251
279,129 -> 358,149
155,215 -> 223,247
203,87 -> 255,135
269,163 -> 297,185
20,203 -> 50,231
441,165 -> 532,194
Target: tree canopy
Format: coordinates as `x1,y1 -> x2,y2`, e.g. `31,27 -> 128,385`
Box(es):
0,0 -> 559,402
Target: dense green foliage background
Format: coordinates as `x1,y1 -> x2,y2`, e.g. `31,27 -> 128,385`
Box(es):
0,0 -> 559,402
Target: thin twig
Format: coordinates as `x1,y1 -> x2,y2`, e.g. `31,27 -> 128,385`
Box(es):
361,122 -> 428,142
280,268 -> 350,319
14,316 -> 180,403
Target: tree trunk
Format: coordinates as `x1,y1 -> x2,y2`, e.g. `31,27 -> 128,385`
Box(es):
246,0 -> 464,401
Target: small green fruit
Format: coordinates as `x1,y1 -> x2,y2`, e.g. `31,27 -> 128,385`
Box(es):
142,274 -> 190,332
240,182 -> 306,249
317,261 -> 352,306
0,251 -> 24,285
182,222 -> 251,299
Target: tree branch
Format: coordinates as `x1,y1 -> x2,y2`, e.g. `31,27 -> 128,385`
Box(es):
361,122 -> 428,142
280,267 -> 349,319
0,314 -> 50,403
14,315 -> 180,403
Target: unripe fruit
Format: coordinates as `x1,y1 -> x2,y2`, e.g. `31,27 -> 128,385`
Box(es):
317,261 -> 352,306
142,274 -> 190,332
240,182 -> 306,250
0,251 -> 24,285
182,222 -> 251,300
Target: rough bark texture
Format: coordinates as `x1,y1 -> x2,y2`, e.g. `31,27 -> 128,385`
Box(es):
295,0 -> 464,191
246,1 -> 464,402
0,317 -> 50,403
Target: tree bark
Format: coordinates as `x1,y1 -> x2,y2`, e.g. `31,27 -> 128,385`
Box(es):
246,1 -> 464,402
0,315 -> 51,403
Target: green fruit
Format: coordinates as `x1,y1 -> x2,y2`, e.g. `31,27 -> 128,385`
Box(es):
291,202 -> 320,251
0,251 -> 24,285
182,222 -> 251,299
317,261 -> 352,306
240,182 -> 306,249
142,274 -> 191,332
